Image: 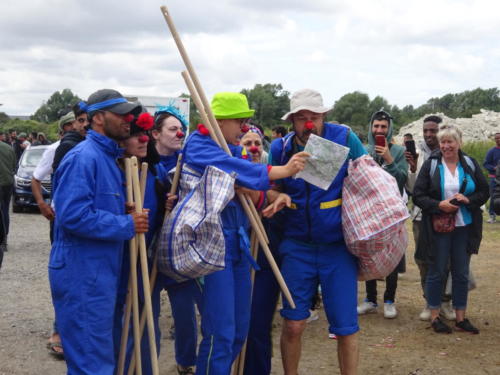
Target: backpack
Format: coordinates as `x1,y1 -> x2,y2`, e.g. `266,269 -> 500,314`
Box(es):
429,155 -> 475,178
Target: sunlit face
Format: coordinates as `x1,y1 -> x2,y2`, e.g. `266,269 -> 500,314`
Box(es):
240,132 -> 263,163
423,122 -> 439,149
152,116 -> 184,155
292,110 -> 324,144
99,111 -> 133,141
439,136 -> 460,160
372,119 -> 389,137
122,132 -> 149,158
220,118 -> 248,145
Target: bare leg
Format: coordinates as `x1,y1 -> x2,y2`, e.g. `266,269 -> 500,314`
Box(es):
455,308 -> 465,322
430,308 -> 439,322
337,333 -> 358,375
281,319 -> 307,375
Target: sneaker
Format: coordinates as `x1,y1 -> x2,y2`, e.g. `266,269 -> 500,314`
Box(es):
383,301 -> 398,319
440,301 -> 456,321
419,307 -> 431,321
328,333 -> 337,340
487,215 -> 496,223
357,300 -> 377,315
455,318 -> 479,334
431,317 -> 452,334
306,309 -> 319,323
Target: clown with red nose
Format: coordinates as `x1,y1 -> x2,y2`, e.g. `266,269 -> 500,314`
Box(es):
120,104 -> 202,374
240,124 -> 268,163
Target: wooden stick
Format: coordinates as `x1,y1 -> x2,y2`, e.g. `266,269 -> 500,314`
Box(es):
140,162 -> 148,204
127,153 -> 183,374
179,69 -> 295,308
117,158 -> 143,375
130,157 -> 160,375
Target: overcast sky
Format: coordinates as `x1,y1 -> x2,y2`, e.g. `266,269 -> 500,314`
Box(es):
1,0 -> 499,116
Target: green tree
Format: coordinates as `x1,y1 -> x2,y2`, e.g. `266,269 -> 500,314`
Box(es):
240,84 -> 290,128
329,91 -> 371,138
179,93 -> 201,131
32,89 -> 81,123
0,112 -> 9,124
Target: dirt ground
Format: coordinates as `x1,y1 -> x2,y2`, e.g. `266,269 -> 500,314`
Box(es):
0,208 -> 499,375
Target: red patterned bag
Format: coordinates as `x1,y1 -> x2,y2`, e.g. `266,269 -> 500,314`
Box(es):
342,155 -> 409,281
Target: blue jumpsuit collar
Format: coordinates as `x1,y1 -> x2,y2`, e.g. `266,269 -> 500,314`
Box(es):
87,130 -> 125,158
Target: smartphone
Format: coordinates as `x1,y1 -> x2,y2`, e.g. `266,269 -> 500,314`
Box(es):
449,198 -> 463,206
375,135 -> 386,148
405,139 -> 417,157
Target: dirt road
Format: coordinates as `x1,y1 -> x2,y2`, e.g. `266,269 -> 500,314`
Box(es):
1,209 -> 499,374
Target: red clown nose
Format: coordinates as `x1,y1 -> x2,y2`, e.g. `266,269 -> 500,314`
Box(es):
241,124 -> 250,133
305,121 -> 314,130
176,130 -> 185,139
249,146 -> 259,154
138,135 -> 149,143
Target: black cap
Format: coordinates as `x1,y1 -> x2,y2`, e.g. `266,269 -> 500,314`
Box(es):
86,89 -> 141,118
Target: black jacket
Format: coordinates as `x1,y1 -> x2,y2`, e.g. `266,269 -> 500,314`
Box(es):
413,150 -> 489,263
52,131 -> 86,173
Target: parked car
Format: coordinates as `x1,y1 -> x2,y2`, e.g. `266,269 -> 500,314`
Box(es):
12,145 -> 51,213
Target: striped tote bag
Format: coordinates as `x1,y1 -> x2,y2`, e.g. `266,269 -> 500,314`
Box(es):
342,155 -> 409,281
157,164 -> 236,282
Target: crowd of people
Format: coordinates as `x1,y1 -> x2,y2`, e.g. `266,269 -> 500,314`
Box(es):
0,87 -> 499,375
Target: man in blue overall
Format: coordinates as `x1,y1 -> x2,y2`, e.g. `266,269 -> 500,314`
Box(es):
49,89 -> 149,375
269,89 -> 366,375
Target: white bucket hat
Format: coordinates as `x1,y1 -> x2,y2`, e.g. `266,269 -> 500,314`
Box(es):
281,88 -> 331,122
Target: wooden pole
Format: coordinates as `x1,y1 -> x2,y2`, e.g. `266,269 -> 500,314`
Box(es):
130,157 -> 160,375
179,69 -> 295,308
117,158 -> 143,375
127,153 -> 183,374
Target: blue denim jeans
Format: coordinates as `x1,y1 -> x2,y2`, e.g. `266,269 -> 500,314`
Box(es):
425,226 -> 470,310
489,177 -> 496,216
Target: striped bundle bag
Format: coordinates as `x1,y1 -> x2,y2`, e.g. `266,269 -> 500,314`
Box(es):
157,164 -> 235,282
342,155 -> 409,281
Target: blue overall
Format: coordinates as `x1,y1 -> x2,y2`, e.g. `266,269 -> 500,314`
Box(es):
124,161 -> 203,374
49,130 -> 135,375
183,131 -> 270,375
269,123 -> 365,336
243,216 -> 284,375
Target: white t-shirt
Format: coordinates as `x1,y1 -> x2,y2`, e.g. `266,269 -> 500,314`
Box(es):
32,140 -> 61,181
442,162 -> 465,227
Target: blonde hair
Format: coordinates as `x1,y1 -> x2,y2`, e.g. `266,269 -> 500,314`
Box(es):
437,124 -> 462,146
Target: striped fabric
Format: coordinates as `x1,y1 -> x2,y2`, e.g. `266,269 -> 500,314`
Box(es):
342,155 -> 409,281
157,164 -> 236,282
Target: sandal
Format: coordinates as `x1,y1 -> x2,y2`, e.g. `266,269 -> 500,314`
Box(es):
47,341 -> 65,359
177,365 -> 195,375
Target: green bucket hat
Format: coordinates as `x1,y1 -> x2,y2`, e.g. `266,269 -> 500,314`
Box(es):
211,92 -> 255,119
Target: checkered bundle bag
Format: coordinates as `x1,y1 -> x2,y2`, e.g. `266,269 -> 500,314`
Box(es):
342,155 -> 409,281
157,164 -> 235,282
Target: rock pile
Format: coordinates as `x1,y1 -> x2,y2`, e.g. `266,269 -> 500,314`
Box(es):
396,109 -> 500,144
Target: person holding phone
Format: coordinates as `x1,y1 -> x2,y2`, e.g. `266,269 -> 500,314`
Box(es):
357,109 -> 408,319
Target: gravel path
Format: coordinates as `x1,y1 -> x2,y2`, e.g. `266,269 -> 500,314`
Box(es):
1,209 -> 499,374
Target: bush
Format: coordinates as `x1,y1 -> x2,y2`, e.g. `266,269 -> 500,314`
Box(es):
0,119 -> 59,142
462,140 -> 495,178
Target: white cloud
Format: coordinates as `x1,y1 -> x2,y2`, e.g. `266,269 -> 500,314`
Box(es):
1,0 -> 500,116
